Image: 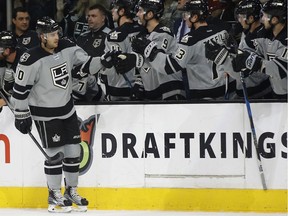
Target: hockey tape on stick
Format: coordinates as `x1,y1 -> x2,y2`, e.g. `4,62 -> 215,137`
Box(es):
0,89 -> 64,165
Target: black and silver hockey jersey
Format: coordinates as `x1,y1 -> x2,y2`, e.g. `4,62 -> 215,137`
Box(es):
140,24 -> 185,100
99,22 -> 146,101
0,46 -> 27,98
11,39 -> 92,121
233,25 -> 272,98
150,24 -> 236,99
253,27 -> 287,95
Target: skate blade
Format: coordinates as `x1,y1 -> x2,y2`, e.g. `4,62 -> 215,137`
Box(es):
72,205 -> 88,212
48,204 -> 72,213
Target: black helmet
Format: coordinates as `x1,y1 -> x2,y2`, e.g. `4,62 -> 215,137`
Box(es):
0,31 -> 17,49
138,0 -> 165,19
183,0 -> 209,20
36,16 -> 60,34
111,0 -> 137,17
235,0 -> 262,20
262,0 -> 287,22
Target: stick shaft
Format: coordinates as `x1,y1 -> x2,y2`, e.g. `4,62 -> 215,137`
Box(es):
240,73 -> 267,190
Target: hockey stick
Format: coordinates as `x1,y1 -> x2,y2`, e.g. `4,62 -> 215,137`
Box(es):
239,72 -> 267,190
0,89 -> 64,165
224,73 -> 230,100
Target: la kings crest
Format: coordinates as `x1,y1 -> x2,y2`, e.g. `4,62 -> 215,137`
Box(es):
22,37 -> 31,45
93,39 -> 102,48
51,62 -> 69,89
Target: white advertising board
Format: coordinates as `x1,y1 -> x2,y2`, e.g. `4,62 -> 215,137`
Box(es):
0,103 -> 287,190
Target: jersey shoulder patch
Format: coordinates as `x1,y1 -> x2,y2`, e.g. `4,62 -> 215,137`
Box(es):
107,23 -> 144,42
19,47 -> 48,65
107,29 -> 124,42
154,25 -> 173,37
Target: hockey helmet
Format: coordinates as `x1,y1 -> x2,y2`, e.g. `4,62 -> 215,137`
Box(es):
182,0 -> 209,20
0,31 -> 17,49
36,16 -> 60,34
262,0 -> 287,22
111,0 -> 137,18
137,0 -> 165,19
235,0 -> 262,20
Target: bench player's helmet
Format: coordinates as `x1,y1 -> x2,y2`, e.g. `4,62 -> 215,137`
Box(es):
137,0 -> 165,19
36,16 -> 60,35
0,31 -> 17,49
262,0 -> 287,23
111,0 -> 137,19
182,0 -> 209,21
235,0 -> 262,20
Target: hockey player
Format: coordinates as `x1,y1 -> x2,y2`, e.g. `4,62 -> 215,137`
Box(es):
98,0 -> 146,101
72,4 -> 111,102
0,31 -> 26,111
115,0 -> 186,100
12,7 -> 39,49
129,0 -> 236,100
10,16 -> 116,212
207,0 -> 273,99
206,0 -> 287,99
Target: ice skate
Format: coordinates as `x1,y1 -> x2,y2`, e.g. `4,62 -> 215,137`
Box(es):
64,186 -> 89,212
48,188 -> 72,213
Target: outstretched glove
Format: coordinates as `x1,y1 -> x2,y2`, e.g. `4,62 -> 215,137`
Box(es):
205,40 -> 229,65
14,109 -> 32,134
132,37 -> 158,61
114,52 -> 144,75
232,51 -> 262,73
100,50 -> 121,69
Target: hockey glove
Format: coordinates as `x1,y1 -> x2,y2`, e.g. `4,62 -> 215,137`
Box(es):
205,40 -> 229,65
14,109 -> 32,134
130,76 -> 145,100
114,52 -> 144,75
72,65 -> 88,79
100,50 -> 121,69
232,51 -> 262,73
132,37 -> 159,61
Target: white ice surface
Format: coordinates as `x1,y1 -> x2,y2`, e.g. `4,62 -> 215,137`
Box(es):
0,209 -> 286,216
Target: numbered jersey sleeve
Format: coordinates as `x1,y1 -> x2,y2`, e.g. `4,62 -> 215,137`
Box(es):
105,22 -> 146,52
254,27 -> 287,95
